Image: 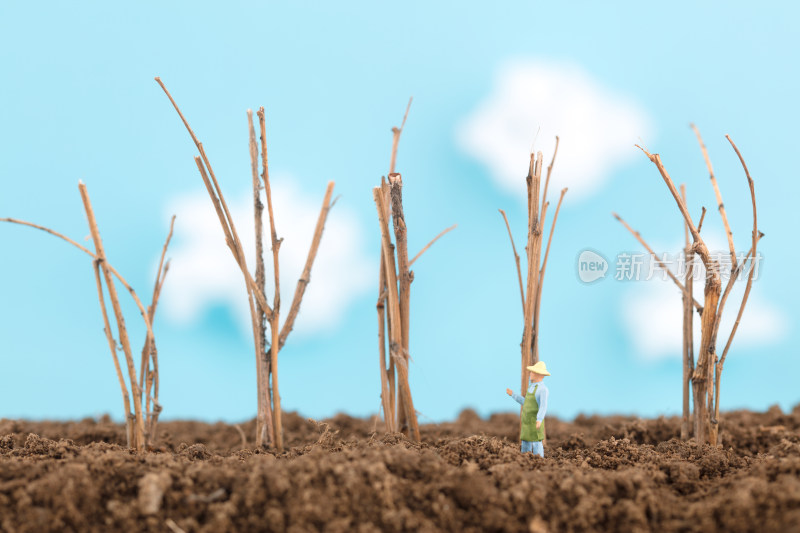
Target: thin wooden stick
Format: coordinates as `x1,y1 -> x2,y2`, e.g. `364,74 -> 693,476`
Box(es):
538,201 -> 550,249
388,174 -> 413,434
713,135 -> 759,431
537,189 -> 567,299
194,151 -> 274,431
612,212 -> 703,311
191,157 -> 236,254
247,109 -> 274,448
380,107 -> 405,427
389,98 -> 413,176
636,146 -> 702,241
408,224 -> 457,267
155,77 -> 243,259
257,107 -> 284,452
153,261 -> 170,312
377,176 -> 397,429
713,235 -> 763,344
718,135 -> 758,369
388,130 -> 412,373
172,107 -> 274,449
499,209 -> 525,313
142,215 -> 175,446
532,188 -> 567,363
691,124 -> 737,270
521,153 -> 543,391
1,218 -> 97,257
141,216 -> 176,392
78,183 -> 146,451
540,136 -> 560,227
92,259 -> 133,449
256,110 -> 276,448
377,237 -> 397,427
639,147 -> 721,445
697,207 -> 707,234
156,78 -> 271,316
194,155 -> 272,315
374,186 -> 402,383
150,216 -> 175,322
248,110 -> 269,448
243,278 -> 268,448
192,155 -> 272,312
373,187 -> 419,441
680,184 -> 693,441
250,180 -> 334,451
157,76 -> 248,268
376,269 -> 394,432
389,173 -> 421,440
525,155 -> 533,242
384,250 -> 397,423
275,182 -> 336,350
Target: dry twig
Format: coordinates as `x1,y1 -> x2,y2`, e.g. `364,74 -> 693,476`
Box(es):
79,183 -> 148,450
389,97 -> 413,176
373,186 -> 419,441
3,185 -> 166,451
374,101 -> 452,441
612,212 -> 703,311
680,185 -> 695,441
142,215 -> 175,446
633,134 -> 759,446
498,138 -> 568,404
409,224 -> 457,267
499,210 -> 525,313
520,152 -> 543,392
712,135 -> 759,436
692,124 -> 737,269
93,259 -> 133,448
532,187 -> 567,363
157,78 -> 335,452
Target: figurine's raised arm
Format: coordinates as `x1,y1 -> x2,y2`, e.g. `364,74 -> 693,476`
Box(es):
507,388 -> 525,406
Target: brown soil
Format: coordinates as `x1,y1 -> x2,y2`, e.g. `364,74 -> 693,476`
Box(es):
2,406 -> 800,532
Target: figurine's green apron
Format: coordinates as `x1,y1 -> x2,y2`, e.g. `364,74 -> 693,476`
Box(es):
520,384 -> 545,442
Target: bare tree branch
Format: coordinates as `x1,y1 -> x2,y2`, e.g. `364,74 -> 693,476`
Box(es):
532,188 -> 568,363
499,210 -> 525,314
691,123 -> 737,269
276,182 -> 336,350
612,212 -> 703,311
408,224 -> 457,267
718,135 -> 759,369
389,97 -> 413,176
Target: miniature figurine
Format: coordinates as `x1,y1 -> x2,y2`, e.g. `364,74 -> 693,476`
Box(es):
506,361 -> 550,457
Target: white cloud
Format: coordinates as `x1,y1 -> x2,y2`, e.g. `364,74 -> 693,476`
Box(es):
621,249 -> 788,361
457,60 -> 652,200
159,177 -> 373,339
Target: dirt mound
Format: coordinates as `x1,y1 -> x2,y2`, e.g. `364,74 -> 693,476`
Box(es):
1,406 -> 799,532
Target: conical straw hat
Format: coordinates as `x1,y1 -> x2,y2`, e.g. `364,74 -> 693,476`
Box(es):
526,361 -> 551,376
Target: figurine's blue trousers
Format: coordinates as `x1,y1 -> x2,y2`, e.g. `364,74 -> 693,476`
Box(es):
521,440 -> 544,457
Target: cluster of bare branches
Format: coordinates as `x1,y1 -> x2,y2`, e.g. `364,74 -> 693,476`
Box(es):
614,127 -> 760,445
374,101 -> 455,441
1,185 -> 173,451
156,78 -> 334,452
499,141 -> 567,393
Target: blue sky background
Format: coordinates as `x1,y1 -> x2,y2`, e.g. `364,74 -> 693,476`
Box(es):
1,1 -> 798,424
